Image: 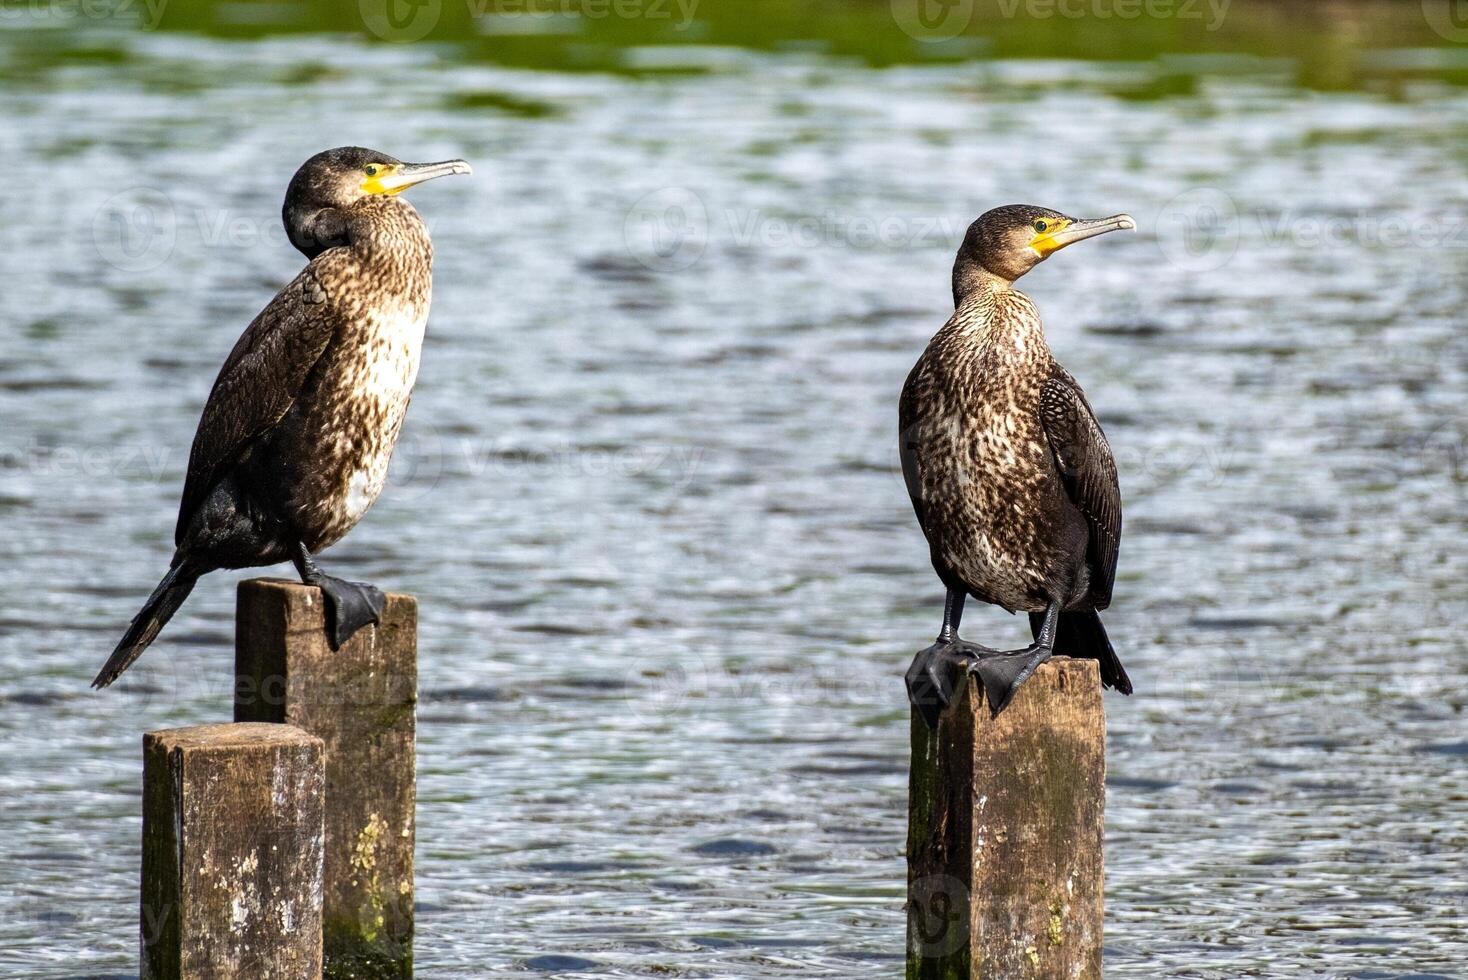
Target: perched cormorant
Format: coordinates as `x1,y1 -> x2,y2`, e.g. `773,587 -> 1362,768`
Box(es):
900,205 -> 1136,728
93,147 -> 470,689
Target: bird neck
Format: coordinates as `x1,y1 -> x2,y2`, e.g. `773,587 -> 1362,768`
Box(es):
286,196 -> 433,266
343,197 -> 433,266
952,261 -> 1014,308
947,280 -> 1049,365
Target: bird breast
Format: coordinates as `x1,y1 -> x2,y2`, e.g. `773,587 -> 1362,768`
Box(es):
908,291 -> 1064,609
336,301 -> 427,515
288,295 -> 429,550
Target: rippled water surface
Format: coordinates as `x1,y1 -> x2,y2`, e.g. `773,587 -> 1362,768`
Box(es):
1,13 -> 1466,979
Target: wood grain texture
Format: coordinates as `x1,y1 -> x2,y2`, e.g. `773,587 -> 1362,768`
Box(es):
234,578 -> 417,980
906,658 -> 1105,980
142,723 -> 325,980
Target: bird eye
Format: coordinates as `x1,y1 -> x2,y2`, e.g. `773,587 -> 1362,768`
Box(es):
1034,220 -> 1048,232
365,165 -> 379,177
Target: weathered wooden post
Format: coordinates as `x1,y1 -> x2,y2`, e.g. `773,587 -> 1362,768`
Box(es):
906,658 -> 1105,979
234,579 -> 417,980
142,723 -> 326,980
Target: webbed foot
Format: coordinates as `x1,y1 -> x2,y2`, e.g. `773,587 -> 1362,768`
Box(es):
311,574 -> 386,649
906,639 -> 997,730
966,643 -> 1053,719
906,637 -> 1055,727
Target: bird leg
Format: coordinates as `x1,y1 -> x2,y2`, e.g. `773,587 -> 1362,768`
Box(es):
292,543 -> 386,650
960,600 -> 1058,719
906,592 -> 1060,728
906,586 -> 972,730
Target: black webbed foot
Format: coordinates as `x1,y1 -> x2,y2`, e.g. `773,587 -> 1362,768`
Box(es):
965,643 -> 1053,719
906,639 -> 998,730
311,574 -> 386,650
909,591 -> 1061,725
907,636 -> 1055,727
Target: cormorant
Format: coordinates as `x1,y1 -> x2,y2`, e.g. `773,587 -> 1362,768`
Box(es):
93,146 -> 470,689
900,205 -> 1136,728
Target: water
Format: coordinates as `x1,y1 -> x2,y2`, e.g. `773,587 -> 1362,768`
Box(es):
1,10 -> 1466,979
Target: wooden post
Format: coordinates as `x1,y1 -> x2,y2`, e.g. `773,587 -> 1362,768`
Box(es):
142,723 -> 325,980
906,658 -> 1105,980
233,579 -> 417,980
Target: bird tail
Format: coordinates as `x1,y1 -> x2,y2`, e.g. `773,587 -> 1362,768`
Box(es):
92,564 -> 199,689
1031,608 -> 1133,695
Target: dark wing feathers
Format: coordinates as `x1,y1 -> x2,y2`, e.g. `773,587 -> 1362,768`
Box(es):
898,354 -> 942,540
174,269 -> 336,544
897,363 -> 926,532
1039,374 -> 1121,608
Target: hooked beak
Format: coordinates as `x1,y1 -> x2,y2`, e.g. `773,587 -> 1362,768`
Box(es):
375,159 -> 473,195
1032,213 -> 1136,257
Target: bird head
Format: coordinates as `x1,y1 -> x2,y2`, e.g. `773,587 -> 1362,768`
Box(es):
282,146 -> 472,258
954,204 -> 1134,298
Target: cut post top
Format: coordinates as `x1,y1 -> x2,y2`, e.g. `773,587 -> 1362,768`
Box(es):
235,578 -> 418,717
975,655 -> 1099,728
237,577 -> 417,635
143,721 -> 322,752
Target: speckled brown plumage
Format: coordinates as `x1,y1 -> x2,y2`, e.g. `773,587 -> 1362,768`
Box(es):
258,197 -> 433,551
176,194 -> 433,558
96,146 -> 467,688
900,285 -> 1102,612
901,204 -> 1133,725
